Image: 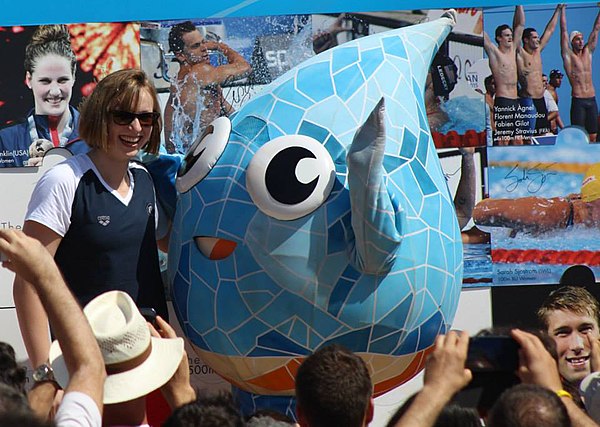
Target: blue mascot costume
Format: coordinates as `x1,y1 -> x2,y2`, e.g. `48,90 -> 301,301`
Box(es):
168,10 -> 463,416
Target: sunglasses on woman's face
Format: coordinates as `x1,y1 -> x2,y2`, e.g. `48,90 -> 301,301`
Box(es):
111,110 -> 159,127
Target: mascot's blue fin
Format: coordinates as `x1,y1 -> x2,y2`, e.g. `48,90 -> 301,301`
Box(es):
347,98 -> 401,274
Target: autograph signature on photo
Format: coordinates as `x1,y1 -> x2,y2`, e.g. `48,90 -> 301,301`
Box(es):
504,164 -> 557,193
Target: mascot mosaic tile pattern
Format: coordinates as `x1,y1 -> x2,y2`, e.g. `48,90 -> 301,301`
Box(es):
169,12 -> 463,396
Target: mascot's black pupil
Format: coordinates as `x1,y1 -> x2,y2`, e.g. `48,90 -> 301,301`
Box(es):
265,146 -> 318,205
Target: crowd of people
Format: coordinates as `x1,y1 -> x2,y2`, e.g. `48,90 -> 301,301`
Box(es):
484,4 -> 600,145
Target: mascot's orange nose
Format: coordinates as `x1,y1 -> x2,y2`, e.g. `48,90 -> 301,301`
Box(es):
194,237 -> 237,260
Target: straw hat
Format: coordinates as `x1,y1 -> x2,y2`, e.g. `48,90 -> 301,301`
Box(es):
49,291 -> 184,404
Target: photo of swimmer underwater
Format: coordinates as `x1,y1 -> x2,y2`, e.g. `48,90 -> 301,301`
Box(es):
474,127 -> 600,285
0,22 -> 140,168
483,3 -> 600,146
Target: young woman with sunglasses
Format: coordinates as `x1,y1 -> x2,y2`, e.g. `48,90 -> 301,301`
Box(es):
13,69 -> 169,381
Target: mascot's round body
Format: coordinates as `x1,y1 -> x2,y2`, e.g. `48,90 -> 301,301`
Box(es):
168,12 -> 463,402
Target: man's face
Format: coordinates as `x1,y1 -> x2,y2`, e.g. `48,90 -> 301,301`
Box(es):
525,31 -> 540,50
572,34 -> 585,52
550,75 -> 563,88
546,309 -> 600,385
542,76 -> 548,89
180,30 -> 209,65
497,28 -> 513,48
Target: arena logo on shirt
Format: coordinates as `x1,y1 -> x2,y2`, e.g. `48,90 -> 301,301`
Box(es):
97,216 -> 110,226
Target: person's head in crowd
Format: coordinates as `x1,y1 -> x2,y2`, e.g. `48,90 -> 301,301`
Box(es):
0,411 -> 54,427
386,394 -> 480,427
487,383 -> 570,427
549,69 -> 563,88
169,21 -> 209,66
494,24 -> 513,47
522,27 -> 540,51
0,342 -> 26,393
0,382 -> 30,415
536,285 -> 600,385
49,291 -> 184,425
559,265 -> 596,287
246,409 -> 298,426
433,404 -> 481,427
79,68 -> 162,155
24,25 -> 77,118
163,391 -> 244,427
295,344 -> 373,427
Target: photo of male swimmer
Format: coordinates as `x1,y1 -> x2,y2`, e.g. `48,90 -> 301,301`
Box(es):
484,9 -> 523,145
560,5 -> 600,142
515,5 -> 561,137
473,163 -> 600,233
164,21 -> 251,154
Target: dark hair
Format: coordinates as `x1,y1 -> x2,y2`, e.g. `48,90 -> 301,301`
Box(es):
0,383 -> 30,415
488,384 -> 570,427
495,24 -> 511,43
386,396 -> 480,427
435,404 -> 481,427
246,409 -> 296,424
78,68 -> 162,154
523,27 -> 537,42
24,25 -> 77,76
295,344 -> 372,427
168,21 -> 197,55
0,342 -> 27,393
0,411 -> 54,427
536,285 -> 600,329
163,391 -> 244,427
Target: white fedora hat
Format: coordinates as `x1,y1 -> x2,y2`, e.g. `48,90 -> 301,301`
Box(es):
49,291 -> 184,404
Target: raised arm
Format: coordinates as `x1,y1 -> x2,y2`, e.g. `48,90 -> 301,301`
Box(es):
13,221 -> 62,369
560,6 -> 572,60
586,8 -> 600,53
540,5 -> 562,50
454,148 -> 476,230
513,6 -> 526,49
483,31 -> 494,55
2,229 -> 105,412
195,41 -> 251,86
392,331 -> 472,427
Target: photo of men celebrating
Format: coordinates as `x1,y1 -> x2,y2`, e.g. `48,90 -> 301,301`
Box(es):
484,3 -> 600,145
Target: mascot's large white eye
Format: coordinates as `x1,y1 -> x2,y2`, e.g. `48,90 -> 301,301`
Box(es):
246,135 -> 335,220
176,117 -> 231,193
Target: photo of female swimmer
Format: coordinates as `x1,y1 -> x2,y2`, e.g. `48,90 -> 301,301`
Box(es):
473,163 -> 600,233
0,25 -> 80,168
13,69 -> 168,373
